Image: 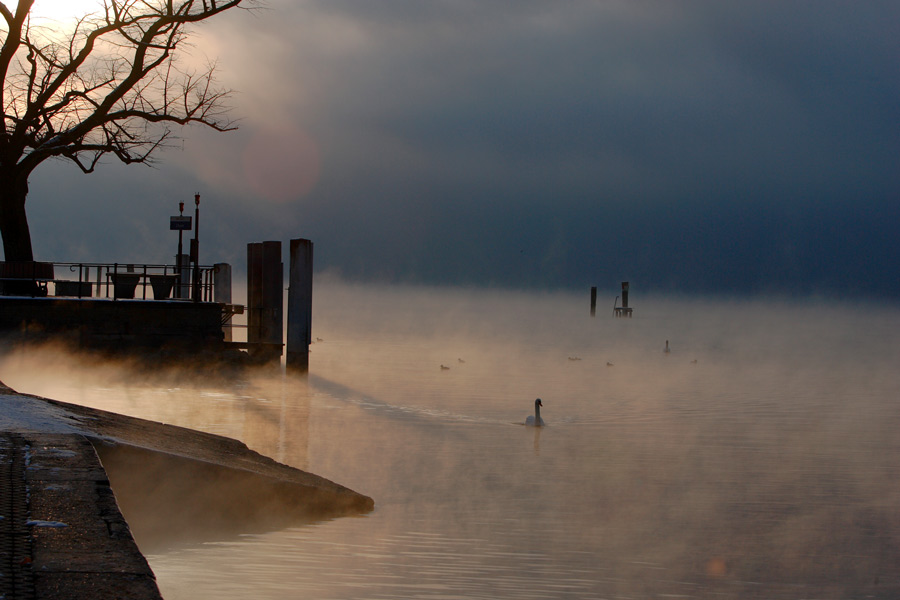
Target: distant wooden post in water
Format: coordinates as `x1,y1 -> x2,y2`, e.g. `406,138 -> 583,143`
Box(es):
590,286 -> 597,317
286,239 -> 314,372
614,281 -> 633,317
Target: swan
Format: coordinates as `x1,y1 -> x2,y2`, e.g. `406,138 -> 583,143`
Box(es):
525,398 -> 545,427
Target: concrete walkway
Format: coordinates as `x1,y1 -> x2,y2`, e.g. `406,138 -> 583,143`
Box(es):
1,432 -> 162,600
0,382 -> 374,599
0,432 -> 35,599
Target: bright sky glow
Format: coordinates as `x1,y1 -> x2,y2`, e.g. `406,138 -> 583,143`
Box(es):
17,1 -> 900,298
30,0 -> 103,22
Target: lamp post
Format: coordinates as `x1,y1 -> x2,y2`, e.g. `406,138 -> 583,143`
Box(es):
176,201 -> 184,297
170,201 -> 193,298
191,193 -> 200,302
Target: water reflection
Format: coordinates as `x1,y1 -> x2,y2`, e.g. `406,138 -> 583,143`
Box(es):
2,284 -> 900,599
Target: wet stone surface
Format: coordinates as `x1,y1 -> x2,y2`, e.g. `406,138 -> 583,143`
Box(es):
2,432 -> 162,600
0,433 -> 36,600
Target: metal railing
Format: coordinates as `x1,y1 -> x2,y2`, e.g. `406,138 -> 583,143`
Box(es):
0,261 -> 218,301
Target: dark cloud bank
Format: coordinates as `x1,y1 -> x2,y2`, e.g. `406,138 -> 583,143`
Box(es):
26,1 -> 900,299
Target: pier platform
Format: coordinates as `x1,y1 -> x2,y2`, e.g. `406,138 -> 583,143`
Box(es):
0,382 -> 375,599
0,296 -> 225,352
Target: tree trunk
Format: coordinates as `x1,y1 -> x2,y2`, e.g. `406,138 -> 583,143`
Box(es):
0,169 -> 34,263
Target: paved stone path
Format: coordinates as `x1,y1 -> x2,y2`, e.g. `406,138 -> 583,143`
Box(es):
1,382 -> 373,599
1,432 -> 162,600
0,433 -> 35,599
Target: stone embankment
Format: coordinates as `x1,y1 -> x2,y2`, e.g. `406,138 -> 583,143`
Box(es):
1,432 -> 161,599
0,382 -> 374,599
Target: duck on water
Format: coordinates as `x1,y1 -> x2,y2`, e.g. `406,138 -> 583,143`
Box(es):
525,398 -> 545,427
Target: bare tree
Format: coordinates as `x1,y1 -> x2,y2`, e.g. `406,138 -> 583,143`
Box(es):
0,0 -> 252,264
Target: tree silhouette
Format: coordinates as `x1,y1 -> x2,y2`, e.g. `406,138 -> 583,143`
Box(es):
0,0 -> 252,264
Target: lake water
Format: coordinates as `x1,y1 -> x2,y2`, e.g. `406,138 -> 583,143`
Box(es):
3,281 -> 900,599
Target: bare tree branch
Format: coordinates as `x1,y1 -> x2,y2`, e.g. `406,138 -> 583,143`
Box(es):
0,0 -> 256,261
2,0 -> 253,174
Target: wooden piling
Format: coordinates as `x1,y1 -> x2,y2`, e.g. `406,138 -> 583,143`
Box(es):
247,243 -> 263,346
590,286 -> 597,317
286,239 -> 314,371
246,241 -> 284,361
261,241 -> 284,353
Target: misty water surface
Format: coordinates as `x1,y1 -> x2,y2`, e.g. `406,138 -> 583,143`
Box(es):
2,282 -> 899,599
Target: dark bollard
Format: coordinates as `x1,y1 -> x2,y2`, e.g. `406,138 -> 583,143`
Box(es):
246,242 -> 283,362
247,243 -> 263,346
286,239 -> 314,372
260,241 -> 284,352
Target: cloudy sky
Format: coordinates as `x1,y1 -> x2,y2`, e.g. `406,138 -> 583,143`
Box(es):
27,0 -> 900,299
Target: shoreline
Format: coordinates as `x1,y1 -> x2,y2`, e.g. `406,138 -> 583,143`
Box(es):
0,381 -> 374,598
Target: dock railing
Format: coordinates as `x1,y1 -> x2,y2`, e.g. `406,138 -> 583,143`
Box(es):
0,261 -> 218,301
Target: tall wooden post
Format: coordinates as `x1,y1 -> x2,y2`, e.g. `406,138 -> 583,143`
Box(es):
286,239 -> 314,372
261,241 -> 284,356
590,286 -> 597,317
247,242 -> 263,345
246,241 -> 283,361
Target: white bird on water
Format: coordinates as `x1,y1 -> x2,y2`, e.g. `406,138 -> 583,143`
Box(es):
525,398 -> 545,427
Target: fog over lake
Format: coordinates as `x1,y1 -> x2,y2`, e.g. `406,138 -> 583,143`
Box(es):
3,281 -> 899,599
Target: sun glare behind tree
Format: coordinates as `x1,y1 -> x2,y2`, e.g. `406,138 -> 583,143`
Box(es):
0,0 -> 255,280
30,0 -> 103,22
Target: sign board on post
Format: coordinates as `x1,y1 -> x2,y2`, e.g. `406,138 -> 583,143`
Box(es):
170,216 -> 192,230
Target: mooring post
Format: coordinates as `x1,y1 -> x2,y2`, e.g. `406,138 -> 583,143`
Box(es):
261,241 -> 284,357
247,242 -> 263,345
214,263 -> 233,342
590,286 -> 597,317
286,239 -> 314,372
246,242 -> 283,361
